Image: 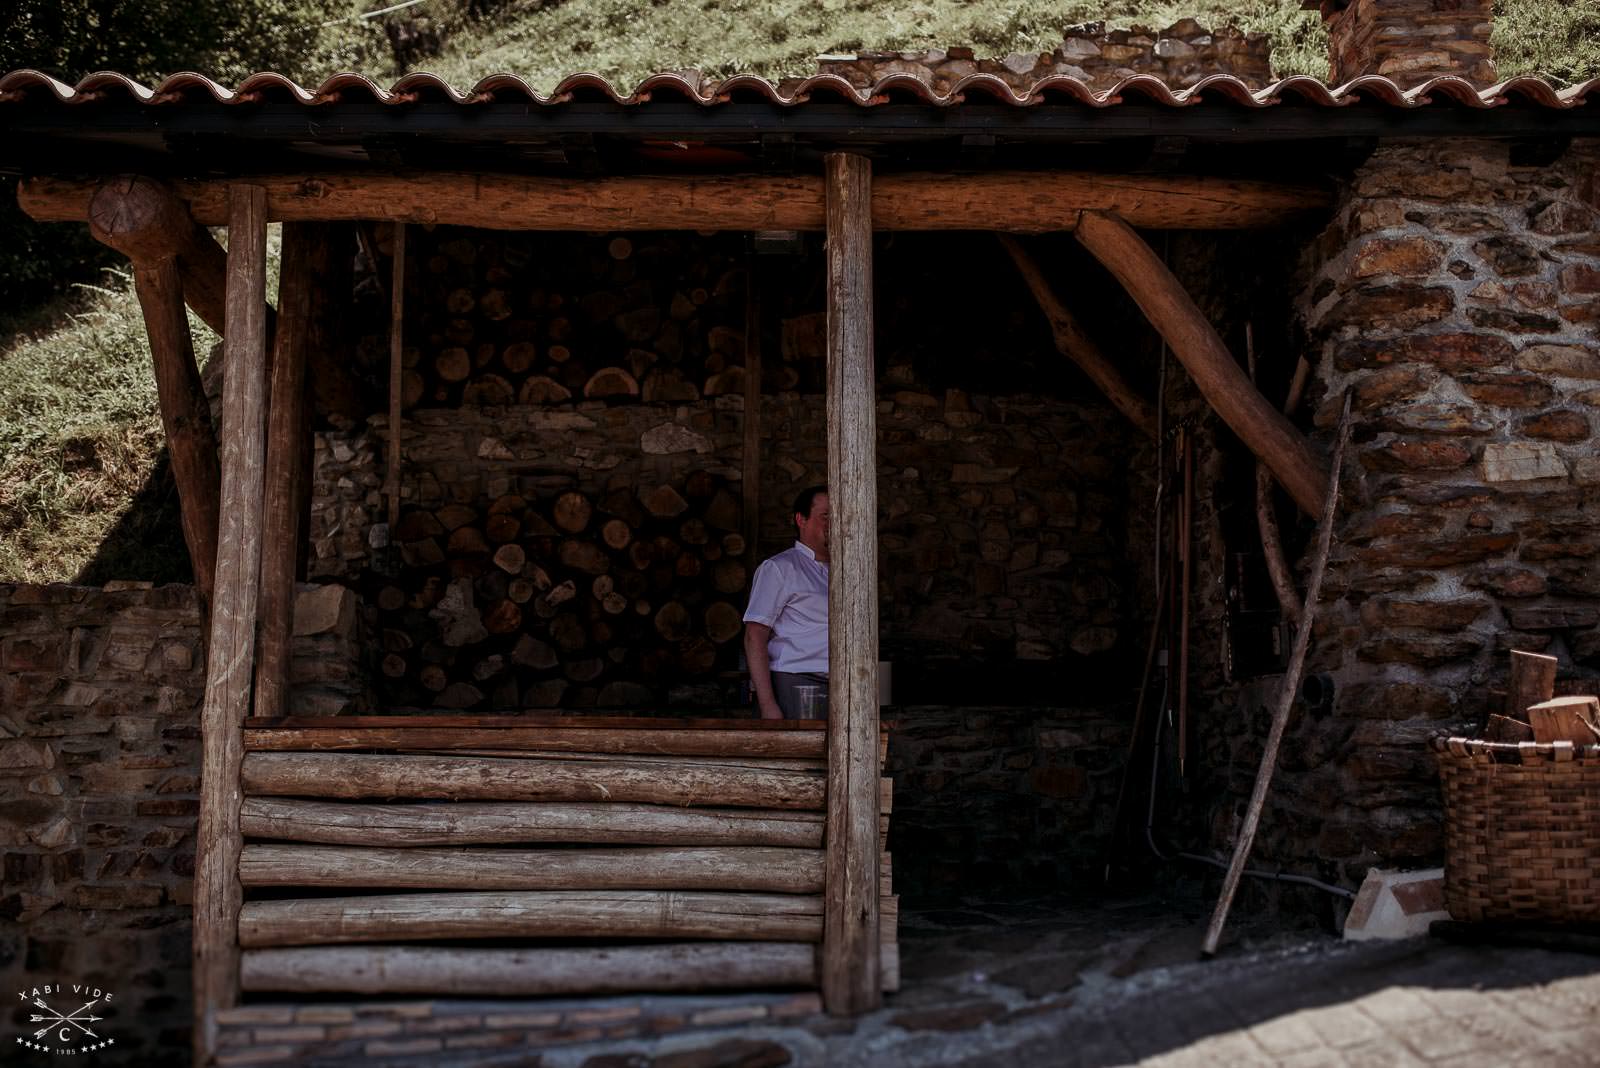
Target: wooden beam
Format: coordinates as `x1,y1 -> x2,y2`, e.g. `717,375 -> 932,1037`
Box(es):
131,256 -> 221,608
239,844 -> 824,892
743,256 -> 763,575
822,151 -> 882,1015
385,222 -> 405,531
241,943 -> 820,996
192,183 -> 270,1067
238,890 -> 824,947
241,722 -> 829,758
85,175 -> 230,334
1074,211 -> 1329,514
252,223 -> 324,721
24,171 -> 1331,233
998,235 -> 1156,437
240,797 -> 826,848
240,752 -> 825,809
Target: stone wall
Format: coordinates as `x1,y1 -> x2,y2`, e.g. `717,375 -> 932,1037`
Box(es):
1318,0 -> 1496,87
1201,137 -> 1600,891
1,583 -> 202,1064
816,19 -> 1274,92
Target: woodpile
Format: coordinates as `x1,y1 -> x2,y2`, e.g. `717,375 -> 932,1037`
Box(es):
236,716 -> 899,998
379,473 -> 750,710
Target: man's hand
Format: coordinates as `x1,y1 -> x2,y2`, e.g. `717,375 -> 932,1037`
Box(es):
744,621 -> 783,721
758,700 -> 784,721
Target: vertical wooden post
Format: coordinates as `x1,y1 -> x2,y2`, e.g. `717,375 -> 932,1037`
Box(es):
253,223 -> 327,721
193,184 -> 270,1065
822,152 -> 881,1014
742,256 -> 763,574
386,223 -> 407,531
131,256 -> 221,609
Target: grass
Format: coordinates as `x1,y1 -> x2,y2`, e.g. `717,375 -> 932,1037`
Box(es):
0,2 -> 1595,583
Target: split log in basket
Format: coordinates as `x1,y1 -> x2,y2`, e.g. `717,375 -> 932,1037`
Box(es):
239,798 -> 827,848
238,890 -> 824,947
1527,696 -> 1600,746
240,752 -> 825,810
239,844 -> 825,893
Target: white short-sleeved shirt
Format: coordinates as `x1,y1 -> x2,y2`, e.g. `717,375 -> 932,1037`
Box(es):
743,541 -> 829,673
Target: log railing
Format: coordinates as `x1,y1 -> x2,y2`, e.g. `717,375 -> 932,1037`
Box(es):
232,717 -> 898,1002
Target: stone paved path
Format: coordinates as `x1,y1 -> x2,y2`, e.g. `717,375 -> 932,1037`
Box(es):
538,892 -> 1600,1068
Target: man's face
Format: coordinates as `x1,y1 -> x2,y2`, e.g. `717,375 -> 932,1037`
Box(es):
796,493 -> 830,554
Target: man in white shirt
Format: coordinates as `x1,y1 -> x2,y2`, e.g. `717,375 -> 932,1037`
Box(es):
743,486 -> 830,719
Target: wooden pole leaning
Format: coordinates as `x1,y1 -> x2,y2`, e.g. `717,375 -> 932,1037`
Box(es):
252,223 -> 325,721
1074,211 -> 1329,515
193,184 -> 271,1067
131,257 -> 221,609
822,151 -> 882,1015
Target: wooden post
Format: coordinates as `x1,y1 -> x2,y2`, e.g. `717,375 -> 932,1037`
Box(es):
252,223 -> 326,721
131,257 -> 221,609
743,256 -> 762,574
88,175 -> 230,334
822,152 -> 881,1014
1074,211 -> 1329,515
386,223 -> 406,531
193,184 -> 271,1066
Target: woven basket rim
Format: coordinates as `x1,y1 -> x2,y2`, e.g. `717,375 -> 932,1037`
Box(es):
1433,734 -> 1600,759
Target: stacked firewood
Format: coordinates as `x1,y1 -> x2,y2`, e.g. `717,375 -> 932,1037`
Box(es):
372,227 -> 752,412
1488,649 -> 1600,745
375,470 -> 748,710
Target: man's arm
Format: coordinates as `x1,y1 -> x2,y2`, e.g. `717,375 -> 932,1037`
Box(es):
743,622 -> 783,720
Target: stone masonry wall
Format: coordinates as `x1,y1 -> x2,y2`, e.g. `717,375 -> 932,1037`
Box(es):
0,581 -> 368,1063
1220,137 -> 1600,890
1320,0 -> 1497,87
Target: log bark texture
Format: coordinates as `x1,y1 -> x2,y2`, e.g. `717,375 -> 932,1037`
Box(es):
1074,211 -> 1329,515
242,721 -> 828,758
241,943 -> 820,995
241,752 -> 825,809
239,844 -> 824,892
823,152 -> 882,1014
86,175 -> 231,334
238,890 -> 824,947
131,256 -> 220,609
25,172 -> 1331,233
192,183 -> 270,1067
252,222 -> 325,720
239,797 -> 825,848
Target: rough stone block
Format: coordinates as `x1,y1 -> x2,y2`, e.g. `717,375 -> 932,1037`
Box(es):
1344,867 -> 1447,941
1480,442 -> 1568,482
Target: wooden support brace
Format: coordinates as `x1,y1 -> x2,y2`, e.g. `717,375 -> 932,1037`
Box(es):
131,257 -> 221,609
88,175 -> 230,335
822,151 -> 882,1015
998,235 -> 1156,437
193,184 -> 271,1066
1074,211 -> 1329,515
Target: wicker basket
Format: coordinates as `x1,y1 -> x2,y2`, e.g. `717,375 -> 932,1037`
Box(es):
1434,736 -> 1600,923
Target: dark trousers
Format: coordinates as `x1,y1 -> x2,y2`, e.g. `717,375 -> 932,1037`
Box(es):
770,671 -> 828,719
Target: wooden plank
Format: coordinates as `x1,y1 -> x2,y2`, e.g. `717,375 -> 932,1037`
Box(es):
1527,696 -> 1600,745
416,749 -> 828,772
243,713 -> 829,731
822,151 -> 882,1015
192,182 -> 270,1067
240,797 -> 825,847
998,234 -> 1156,437
241,943 -> 819,995
238,890 -> 825,947
131,256 -> 221,609
239,844 -> 824,893
242,724 -> 828,758
25,172 -> 1332,233
252,222 -> 323,721
1074,211 -> 1329,515
241,752 -> 825,809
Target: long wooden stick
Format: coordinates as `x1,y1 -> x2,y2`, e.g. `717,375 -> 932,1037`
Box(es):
822,151 -> 882,1015
1247,324 -> 1301,625
385,222 -> 405,531
192,183 -> 271,1066
25,171 -> 1333,233
999,235 -> 1157,437
1202,391 -> 1352,958
1074,211 -> 1329,515
1177,429 -> 1192,778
